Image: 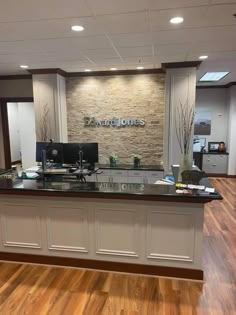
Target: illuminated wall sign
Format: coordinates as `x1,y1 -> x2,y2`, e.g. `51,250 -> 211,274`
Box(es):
84,117 -> 145,127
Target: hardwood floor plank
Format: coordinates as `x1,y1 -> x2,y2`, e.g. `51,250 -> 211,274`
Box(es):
0,178 -> 235,314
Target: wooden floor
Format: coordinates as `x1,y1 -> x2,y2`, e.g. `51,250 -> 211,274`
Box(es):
0,178 -> 235,315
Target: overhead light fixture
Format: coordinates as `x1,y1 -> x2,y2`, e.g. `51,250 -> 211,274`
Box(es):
199,55 -> 208,60
110,67 -> 117,70
71,25 -> 84,32
137,66 -> 144,70
20,65 -> 29,69
84,69 -> 91,72
170,17 -> 184,24
200,72 -> 229,82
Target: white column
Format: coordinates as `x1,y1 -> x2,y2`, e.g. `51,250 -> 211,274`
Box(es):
0,108 -> 6,168
164,67 -> 197,172
227,86 -> 236,176
32,73 -> 68,142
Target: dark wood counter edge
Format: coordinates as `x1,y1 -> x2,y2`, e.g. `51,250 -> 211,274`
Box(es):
97,166 -> 164,171
0,252 -> 204,281
0,189 -> 222,203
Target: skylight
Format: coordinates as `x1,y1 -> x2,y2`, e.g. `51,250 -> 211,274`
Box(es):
199,72 -> 229,82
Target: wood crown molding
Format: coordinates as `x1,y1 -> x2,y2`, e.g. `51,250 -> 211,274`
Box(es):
0,74 -> 32,80
27,68 -> 165,77
27,68 -> 67,77
0,252 -> 204,280
197,82 -> 236,89
161,61 -> 202,70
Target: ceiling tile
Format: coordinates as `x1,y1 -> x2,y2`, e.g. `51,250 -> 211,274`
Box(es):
116,46 -> 152,57
122,56 -> 155,65
96,12 -> 149,34
150,4 -> 236,32
109,33 -> 152,47
152,25 -> 236,45
87,0 -> 148,15
0,0 -> 92,22
84,58 -> 124,66
0,17 -> 104,42
0,35 -> 113,54
148,0 -> 209,10
82,48 -> 120,59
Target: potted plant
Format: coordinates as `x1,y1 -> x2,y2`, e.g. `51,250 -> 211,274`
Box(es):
175,101 -> 194,182
109,153 -> 118,167
132,154 -> 141,168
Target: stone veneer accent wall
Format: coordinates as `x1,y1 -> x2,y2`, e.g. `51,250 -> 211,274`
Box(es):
66,73 -> 165,165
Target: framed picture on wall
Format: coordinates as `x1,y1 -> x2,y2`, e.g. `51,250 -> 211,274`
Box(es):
193,136 -> 206,152
194,111 -> 212,135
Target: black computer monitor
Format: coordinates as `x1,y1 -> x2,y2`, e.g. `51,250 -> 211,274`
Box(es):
36,142 -> 64,164
63,143 -> 80,164
63,143 -> 98,165
78,143 -> 99,164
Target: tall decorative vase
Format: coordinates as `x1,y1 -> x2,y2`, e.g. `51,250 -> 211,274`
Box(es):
178,153 -> 192,182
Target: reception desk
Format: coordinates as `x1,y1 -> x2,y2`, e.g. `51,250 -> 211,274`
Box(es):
0,177 -> 221,280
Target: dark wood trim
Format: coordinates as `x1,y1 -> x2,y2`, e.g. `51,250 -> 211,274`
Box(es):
28,68 -> 164,77
0,97 -> 34,103
0,189 -> 221,203
196,85 -> 227,89
11,160 -> 21,165
0,252 -> 204,280
0,102 -> 11,169
28,68 -> 67,77
206,173 -> 228,178
0,97 -> 34,168
66,68 -> 165,77
162,61 -> 202,70
197,82 -> 236,89
227,175 -> 236,178
0,75 -> 32,80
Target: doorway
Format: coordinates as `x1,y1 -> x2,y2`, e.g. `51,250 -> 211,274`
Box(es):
0,97 -> 35,170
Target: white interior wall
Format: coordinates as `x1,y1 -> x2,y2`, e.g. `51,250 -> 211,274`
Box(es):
17,102 -> 36,169
227,86 -> 236,176
195,88 -> 228,149
7,102 -> 36,169
7,103 -> 21,162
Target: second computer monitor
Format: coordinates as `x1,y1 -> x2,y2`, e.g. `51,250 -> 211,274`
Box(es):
63,143 -> 98,165
63,143 -> 80,165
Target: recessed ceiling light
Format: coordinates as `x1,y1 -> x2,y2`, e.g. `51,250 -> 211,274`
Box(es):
20,65 -> 29,69
200,72 -> 229,82
84,69 -> 91,72
137,66 -> 144,70
170,17 -> 184,24
110,67 -> 117,70
199,55 -> 208,60
71,25 -> 84,32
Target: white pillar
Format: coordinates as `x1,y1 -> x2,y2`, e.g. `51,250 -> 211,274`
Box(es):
227,85 -> 236,176
32,73 -> 68,143
164,67 -> 197,172
0,108 -> 6,168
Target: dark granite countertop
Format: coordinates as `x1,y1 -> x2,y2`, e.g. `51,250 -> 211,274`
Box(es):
96,164 -> 164,171
0,177 -> 222,203
193,152 -> 229,155
202,152 -> 229,155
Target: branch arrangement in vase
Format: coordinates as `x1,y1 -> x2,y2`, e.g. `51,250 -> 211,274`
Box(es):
175,100 -> 195,155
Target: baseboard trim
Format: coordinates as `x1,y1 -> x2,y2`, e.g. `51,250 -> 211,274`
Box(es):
207,174 -> 236,178
11,160 -> 21,165
207,173 -> 228,177
0,252 -> 203,280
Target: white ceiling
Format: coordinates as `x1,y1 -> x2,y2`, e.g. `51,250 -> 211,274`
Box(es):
0,0 -> 236,85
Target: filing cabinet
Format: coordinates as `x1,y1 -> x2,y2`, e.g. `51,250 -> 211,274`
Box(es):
202,154 -> 228,174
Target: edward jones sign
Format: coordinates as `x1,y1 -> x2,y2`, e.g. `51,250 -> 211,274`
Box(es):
84,117 -> 145,127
